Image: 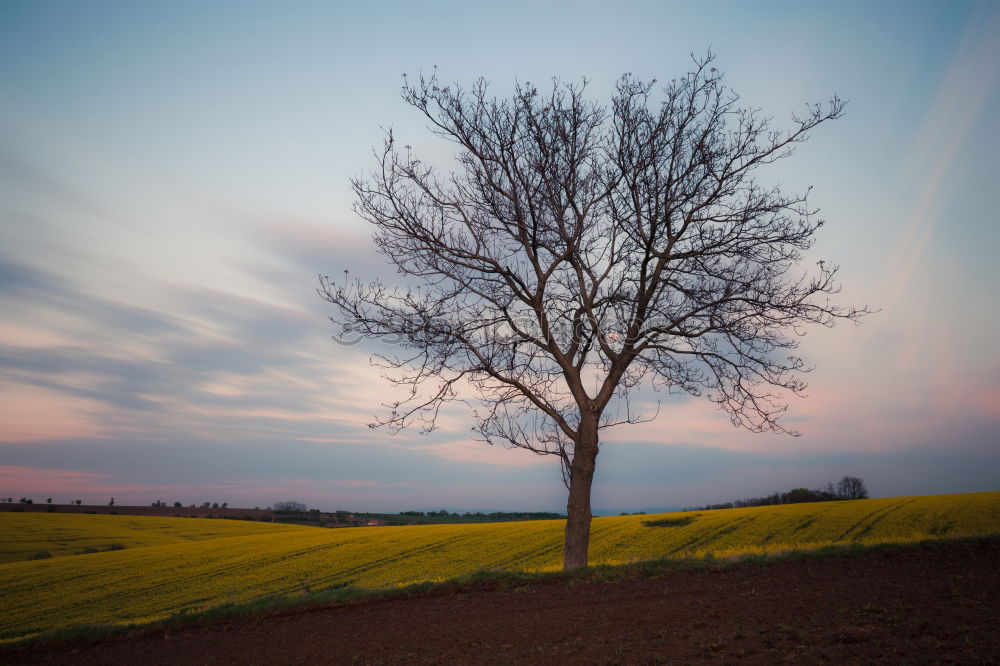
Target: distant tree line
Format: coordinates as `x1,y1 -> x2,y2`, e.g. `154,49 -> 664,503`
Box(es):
1,497 -> 242,508
153,500 -> 230,509
697,476 -> 868,510
2,498 -> 85,505
273,501 -> 308,513
401,510 -> 563,520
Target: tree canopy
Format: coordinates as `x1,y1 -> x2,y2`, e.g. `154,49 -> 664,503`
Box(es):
322,54 -> 866,568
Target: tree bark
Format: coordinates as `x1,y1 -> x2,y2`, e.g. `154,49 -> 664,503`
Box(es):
563,415 -> 599,570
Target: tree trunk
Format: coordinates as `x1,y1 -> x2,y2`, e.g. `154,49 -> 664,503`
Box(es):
563,417 -> 599,570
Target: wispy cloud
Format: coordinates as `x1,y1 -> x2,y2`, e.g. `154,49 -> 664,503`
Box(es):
886,3 -> 1000,307
0,1 -> 997,510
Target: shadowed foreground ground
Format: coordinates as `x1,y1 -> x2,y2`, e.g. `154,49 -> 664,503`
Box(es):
4,540 -> 998,665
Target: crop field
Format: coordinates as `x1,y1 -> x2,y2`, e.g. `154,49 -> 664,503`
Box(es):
0,513 -> 313,564
2,492 -> 998,641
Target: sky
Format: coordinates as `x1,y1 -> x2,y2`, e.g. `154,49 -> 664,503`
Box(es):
1,0 -> 998,512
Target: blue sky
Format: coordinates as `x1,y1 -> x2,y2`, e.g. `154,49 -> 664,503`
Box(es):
1,1 -> 998,511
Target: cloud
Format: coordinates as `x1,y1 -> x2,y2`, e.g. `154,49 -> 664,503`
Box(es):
885,3 -> 1000,307
1,2 -> 997,512
405,438 -> 552,468
0,466 -> 109,499
0,465 -> 418,508
0,383 -> 107,443
238,208 -> 379,278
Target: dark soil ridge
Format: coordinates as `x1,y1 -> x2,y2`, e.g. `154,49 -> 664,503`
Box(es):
3,539 -> 998,665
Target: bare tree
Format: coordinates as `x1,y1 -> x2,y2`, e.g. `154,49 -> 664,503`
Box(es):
837,476 -> 868,500
321,54 -> 867,569
274,501 -> 308,513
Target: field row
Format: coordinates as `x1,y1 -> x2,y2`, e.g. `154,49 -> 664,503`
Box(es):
0,513 -> 310,564
2,492 -> 998,640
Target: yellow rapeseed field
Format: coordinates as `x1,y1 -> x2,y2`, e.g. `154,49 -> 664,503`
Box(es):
0,513 -> 314,564
2,492 -> 998,640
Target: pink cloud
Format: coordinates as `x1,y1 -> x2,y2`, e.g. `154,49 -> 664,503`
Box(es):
0,466 -> 416,509
0,382 -> 108,443
407,438 -> 552,468
0,321 -> 77,349
0,466 -> 107,497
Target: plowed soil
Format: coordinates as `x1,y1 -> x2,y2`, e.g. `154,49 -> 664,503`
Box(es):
3,540 -> 998,665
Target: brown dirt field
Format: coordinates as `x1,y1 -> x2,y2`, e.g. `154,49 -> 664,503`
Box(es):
3,540 -> 998,665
